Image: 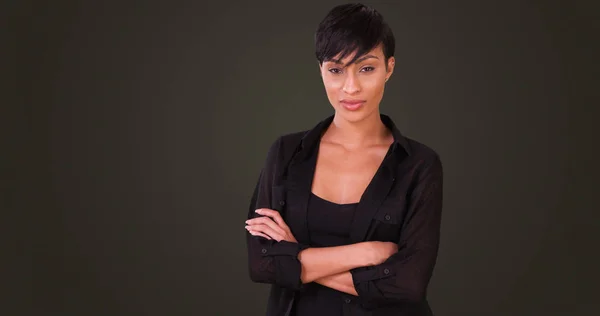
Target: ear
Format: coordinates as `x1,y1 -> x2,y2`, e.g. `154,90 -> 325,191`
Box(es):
385,56 -> 396,81
317,61 -> 323,76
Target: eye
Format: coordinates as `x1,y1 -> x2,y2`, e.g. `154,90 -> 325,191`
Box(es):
328,68 -> 342,74
361,66 -> 375,72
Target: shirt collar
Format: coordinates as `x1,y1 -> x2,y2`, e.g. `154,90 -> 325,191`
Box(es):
298,113 -> 412,157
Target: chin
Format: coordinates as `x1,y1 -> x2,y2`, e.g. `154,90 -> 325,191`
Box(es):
335,106 -> 377,123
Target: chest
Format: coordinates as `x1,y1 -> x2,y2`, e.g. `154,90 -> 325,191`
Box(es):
311,143 -> 390,204
278,141 -> 412,245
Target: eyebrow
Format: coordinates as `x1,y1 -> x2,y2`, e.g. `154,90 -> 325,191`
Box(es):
330,54 -> 379,66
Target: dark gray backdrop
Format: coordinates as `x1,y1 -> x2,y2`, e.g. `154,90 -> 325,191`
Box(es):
6,0 -> 599,315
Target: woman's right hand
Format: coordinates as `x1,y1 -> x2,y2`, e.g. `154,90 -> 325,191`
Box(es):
363,241 -> 398,266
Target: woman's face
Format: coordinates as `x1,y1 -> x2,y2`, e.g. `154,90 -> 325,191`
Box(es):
319,44 -> 395,123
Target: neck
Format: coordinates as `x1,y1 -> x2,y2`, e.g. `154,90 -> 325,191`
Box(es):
325,111 -> 390,149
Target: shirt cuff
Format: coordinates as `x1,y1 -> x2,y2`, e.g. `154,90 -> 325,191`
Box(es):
351,265 -> 396,283
260,240 -> 308,257
261,241 -> 309,290
350,265 -> 397,308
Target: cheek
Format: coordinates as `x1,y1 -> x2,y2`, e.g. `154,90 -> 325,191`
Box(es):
323,82 -> 339,101
323,76 -> 342,89
325,88 -> 338,104
362,79 -> 385,99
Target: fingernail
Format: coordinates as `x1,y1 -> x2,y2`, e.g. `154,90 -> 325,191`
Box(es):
255,209 -> 262,213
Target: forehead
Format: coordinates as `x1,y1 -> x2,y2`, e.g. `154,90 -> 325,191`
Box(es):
327,44 -> 385,65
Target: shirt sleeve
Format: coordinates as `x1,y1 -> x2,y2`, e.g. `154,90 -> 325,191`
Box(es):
350,153 -> 444,308
246,136 -> 308,290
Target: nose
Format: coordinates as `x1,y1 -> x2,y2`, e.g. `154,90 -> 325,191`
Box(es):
342,73 -> 361,95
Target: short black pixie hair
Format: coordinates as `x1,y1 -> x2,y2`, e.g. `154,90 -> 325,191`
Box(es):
315,3 -> 395,66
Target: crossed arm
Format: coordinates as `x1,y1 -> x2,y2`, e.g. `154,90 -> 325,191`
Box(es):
245,208 -> 397,296
246,146 -> 443,307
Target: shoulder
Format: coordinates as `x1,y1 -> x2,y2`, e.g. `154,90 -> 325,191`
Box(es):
266,130 -> 308,151
383,112 -> 441,170
406,137 -> 440,161
403,136 -> 443,176
263,130 -> 309,164
278,130 -> 308,150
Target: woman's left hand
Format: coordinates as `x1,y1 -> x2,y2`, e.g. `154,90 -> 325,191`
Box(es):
245,208 -> 298,243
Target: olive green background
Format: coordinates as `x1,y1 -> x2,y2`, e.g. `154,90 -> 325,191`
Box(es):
6,0 -> 598,315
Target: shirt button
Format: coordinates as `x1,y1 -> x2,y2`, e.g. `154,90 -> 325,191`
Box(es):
383,268 -> 390,275
261,248 -> 267,254
384,214 -> 391,221
344,298 -> 351,304
279,200 -> 285,206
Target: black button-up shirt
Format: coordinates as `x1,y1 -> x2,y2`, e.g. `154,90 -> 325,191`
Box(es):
246,114 -> 443,316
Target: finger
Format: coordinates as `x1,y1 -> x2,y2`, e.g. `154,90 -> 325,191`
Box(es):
247,229 -> 272,240
247,217 -> 287,237
255,209 -> 288,228
247,224 -> 283,242
247,223 -> 281,239
246,224 -> 274,239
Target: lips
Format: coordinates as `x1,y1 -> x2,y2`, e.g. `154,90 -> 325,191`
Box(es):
340,99 -> 366,111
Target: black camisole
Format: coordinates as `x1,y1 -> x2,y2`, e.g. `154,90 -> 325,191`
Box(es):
290,192 -> 359,316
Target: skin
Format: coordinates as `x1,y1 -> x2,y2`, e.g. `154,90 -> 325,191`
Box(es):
245,44 -> 398,296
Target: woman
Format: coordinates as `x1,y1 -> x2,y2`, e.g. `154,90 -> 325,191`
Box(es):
245,3 -> 443,316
